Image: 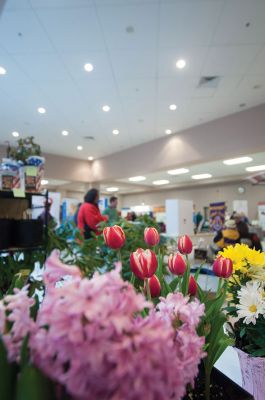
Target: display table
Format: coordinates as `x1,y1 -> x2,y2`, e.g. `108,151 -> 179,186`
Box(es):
215,346 -> 242,387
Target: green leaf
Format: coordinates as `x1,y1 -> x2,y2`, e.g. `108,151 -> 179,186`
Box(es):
169,276 -> 180,292
0,338 -> 18,400
16,365 -> 56,400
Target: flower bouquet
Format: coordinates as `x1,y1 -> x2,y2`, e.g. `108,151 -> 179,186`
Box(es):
221,244 -> 265,400
0,250 -> 205,400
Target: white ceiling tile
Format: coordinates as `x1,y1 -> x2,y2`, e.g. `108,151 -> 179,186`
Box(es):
159,1 -> 224,47
35,7 -> 105,52
97,3 -> 158,50
116,78 -> 156,99
157,76 -> 199,100
248,45 -> 265,74
213,0 -> 265,45
4,0 -> 31,10
109,49 -> 156,79
202,45 -> 262,76
0,9 -> 54,53
30,0 -> 94,7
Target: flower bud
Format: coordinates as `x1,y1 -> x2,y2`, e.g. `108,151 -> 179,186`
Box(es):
188,276 -> 197,296
213,256 -> 233,278
130,248 -> 158,280
103,225 -> 126,249
178,235 -> 193,255
146,275 -> 161,298
144,227 -> 160,247
168,253 -> 186,276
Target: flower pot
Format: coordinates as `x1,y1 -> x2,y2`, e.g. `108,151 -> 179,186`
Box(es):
14,220 -> 43,248
236,347 -> 265,400
184,366 -> 253,399
0,219 -> 14,250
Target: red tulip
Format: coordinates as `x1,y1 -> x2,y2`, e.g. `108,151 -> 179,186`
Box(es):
130,248 -> 158,280
146,275 -> 161,298
103,225 -> 126,249
178,235 -> 193,255
168,253 -> 186,276
144,227 -> 160,246
213,256 -> 233,278
188,276 -> 197,296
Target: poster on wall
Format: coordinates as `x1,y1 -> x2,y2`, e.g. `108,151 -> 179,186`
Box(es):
61,198 -> 80,222
233,200 -> 248,216
258,202 -> 265,233
32,192 -> 61,226
209,201 -> 226,232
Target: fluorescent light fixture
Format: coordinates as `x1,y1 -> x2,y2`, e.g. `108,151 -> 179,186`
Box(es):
0,66 -> 7,75
77,145 -> 83,151
246,165 -> 265,172
165,129 -> 172,135
169,104 -> 177,111
106,187 -> 119,192
102,105 -> 110,112
192,173 -> 212,180
223,156 -> 252,165
38,107 -> 46,114
129,176 -> 146,182
12,131 -> 19,137
88,156 -> 94,161
84,63 -> 93,72
62,130 -> 69,136
176,59 -> 186,69
167,168 -> 189,175
112,129 -> 119,135
41,179 -> 49,185
153,179 -> 169,185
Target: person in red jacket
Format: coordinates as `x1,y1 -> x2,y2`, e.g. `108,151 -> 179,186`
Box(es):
78,188 -> 108,239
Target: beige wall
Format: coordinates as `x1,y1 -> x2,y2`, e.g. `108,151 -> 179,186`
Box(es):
120,182 -> 265,221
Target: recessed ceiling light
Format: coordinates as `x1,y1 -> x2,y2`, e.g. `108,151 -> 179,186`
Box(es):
176,59 -> 186,69
153,179 -> 170,185
88,156 -> 94,161
41,179 -> 49,185
84,63 -> 94,72
77,145 -> 83,151
62,130 -> 69,136
102,105 -> 110,112
113,129 -> 119,135
167,168 -> 189,175
38,107 -> 46,114
169,104 -> 177,111
129,176 -> 146,182
223,156 -> 252,165
246,165 -> 265,172
192,173 -> 212,180
0,66 -> 7,75
12,131 -> 20,137
165,129 -> 172,135
106,187 -> 119,192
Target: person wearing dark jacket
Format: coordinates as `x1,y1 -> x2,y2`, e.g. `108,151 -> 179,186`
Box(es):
77,189 -> 108,239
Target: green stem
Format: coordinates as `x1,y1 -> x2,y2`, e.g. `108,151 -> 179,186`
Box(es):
130,273 -> 135,286
145,278 -> 152,301
217,277 -> 223,295
182,254 -> 190,296
205,369 -> 211,400
117,249 -> 122,264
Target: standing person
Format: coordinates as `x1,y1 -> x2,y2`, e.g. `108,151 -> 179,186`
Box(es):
213,219 -> 240,250
78,189 -> 108,239
103,196 -> 119,225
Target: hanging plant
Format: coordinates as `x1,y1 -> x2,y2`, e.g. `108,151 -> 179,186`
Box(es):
8,136 -> 41,164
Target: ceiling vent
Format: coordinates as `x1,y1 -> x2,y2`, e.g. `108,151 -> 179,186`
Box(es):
198,76 -> 220,88
83,136 -> 95,140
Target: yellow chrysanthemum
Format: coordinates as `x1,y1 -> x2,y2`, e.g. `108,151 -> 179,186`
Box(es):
219,244 -> 265,279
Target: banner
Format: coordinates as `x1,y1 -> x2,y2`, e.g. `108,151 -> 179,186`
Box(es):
209,201 -> 226,232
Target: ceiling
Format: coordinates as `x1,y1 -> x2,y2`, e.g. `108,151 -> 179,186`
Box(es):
44,151 -> 265,195
1,0 -> 265,160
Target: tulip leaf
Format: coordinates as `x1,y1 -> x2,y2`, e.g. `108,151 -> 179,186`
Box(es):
169,276 -> 180,292
0,338 -> 18,400
15,365 -> 56,400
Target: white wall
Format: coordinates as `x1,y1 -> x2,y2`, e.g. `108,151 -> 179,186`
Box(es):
121,182 -> 265,221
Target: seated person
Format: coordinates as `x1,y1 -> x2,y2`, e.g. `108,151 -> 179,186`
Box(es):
213,219 -> 240,250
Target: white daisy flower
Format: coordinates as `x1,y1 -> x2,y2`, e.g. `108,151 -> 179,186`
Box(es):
236,281 -> 265,325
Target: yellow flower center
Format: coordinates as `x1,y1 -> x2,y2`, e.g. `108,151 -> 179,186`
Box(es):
249,305 -> 257,313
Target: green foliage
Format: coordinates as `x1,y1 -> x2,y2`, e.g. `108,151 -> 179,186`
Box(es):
9,136 -> 41,163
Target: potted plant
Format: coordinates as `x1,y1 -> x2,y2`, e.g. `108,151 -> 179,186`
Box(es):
220,243 -> 265,400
